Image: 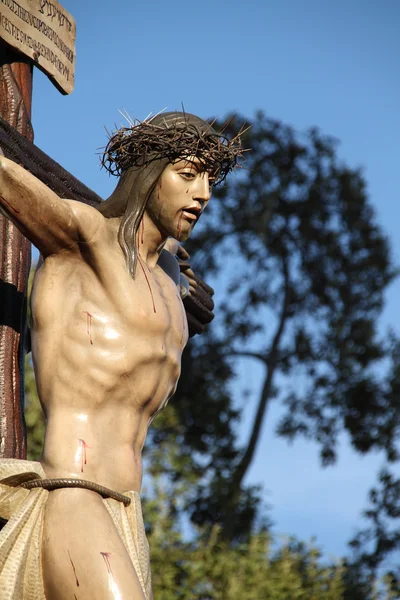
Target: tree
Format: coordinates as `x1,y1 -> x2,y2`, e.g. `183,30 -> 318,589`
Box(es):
162,111 -> 398,541
343,337 -> 400,582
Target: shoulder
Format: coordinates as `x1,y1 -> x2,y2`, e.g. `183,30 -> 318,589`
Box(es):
0,155 -> 19,175
67,200 -> 106,243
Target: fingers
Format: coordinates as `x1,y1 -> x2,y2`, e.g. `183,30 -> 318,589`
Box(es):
183,291 -> 215,327
190,272 -> 215,297
186,313 -> 205,337
176,245 -> 190,261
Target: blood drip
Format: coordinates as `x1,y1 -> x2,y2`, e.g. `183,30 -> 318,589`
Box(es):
100,552 -> 115,580
177,212 -> 183,240
138,255 -> 156,313
83,311 -> 93,345
78,438 -> 90,473
68,550 -> 80,587
140,219 -> 144,244
0,195 -> 20,214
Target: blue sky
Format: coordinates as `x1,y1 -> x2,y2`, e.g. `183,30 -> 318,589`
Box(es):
30,0 -> 400,560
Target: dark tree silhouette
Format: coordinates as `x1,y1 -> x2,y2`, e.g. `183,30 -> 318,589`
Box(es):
151,111 -> 398,541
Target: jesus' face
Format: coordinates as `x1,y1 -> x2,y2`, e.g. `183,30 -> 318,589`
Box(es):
145,157 -> 215,242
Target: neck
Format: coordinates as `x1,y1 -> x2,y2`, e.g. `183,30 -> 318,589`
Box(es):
136,212 -> 166,269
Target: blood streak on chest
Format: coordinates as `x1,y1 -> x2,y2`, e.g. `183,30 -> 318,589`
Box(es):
137,255 -> 157,313
67,550 -> 80,587
82,311 -> 93,345
78,438 -> 91,473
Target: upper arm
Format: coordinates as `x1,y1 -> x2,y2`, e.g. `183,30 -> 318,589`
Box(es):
0,157 -> 103,256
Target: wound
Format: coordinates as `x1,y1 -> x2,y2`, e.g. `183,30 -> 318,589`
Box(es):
78,438 -> 91,473
137,255 -> 156,313
100,552 -> 115,580
82,311 -> 93,345
0,195 -> 20,214
67,550 -> 80,587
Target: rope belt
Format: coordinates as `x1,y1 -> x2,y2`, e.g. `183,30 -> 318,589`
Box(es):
19,478 -> 131,506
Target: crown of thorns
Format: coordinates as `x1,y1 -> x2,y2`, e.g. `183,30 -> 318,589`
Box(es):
101,116 -> 245,186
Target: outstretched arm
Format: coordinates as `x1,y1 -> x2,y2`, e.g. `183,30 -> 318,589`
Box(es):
0,157 -> 101,257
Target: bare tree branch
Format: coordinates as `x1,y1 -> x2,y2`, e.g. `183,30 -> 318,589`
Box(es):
222,253 -> 291,539
224,350 -> 268,364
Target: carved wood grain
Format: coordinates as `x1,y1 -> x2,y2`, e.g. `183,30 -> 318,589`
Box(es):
0,42 -> 33,459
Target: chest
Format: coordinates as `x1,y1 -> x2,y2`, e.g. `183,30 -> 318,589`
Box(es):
97,253 -> 188,349
32,252 -> 188,346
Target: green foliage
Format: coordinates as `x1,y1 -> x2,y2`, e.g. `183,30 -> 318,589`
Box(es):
145,483 -> 398,600
146,484 -> 344,599
152,535 -> 345,600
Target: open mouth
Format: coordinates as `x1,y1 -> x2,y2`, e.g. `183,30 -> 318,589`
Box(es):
182,206 -> 201,221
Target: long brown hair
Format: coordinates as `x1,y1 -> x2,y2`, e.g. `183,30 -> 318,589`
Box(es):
98,111 -> 240,278
97,157 -> 168,278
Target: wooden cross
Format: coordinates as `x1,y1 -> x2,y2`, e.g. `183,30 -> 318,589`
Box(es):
0,2 -> 215,462
0,0 -> 76,458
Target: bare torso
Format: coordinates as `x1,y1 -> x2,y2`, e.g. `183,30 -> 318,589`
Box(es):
32,217 -> 188,493
0,153 -> 211,599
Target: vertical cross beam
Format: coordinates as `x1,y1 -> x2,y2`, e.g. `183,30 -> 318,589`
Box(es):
0,42 -> 33,459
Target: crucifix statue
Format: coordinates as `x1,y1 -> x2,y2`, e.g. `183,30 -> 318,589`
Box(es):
0,2 -> 244,598
0,109 -> 243,599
